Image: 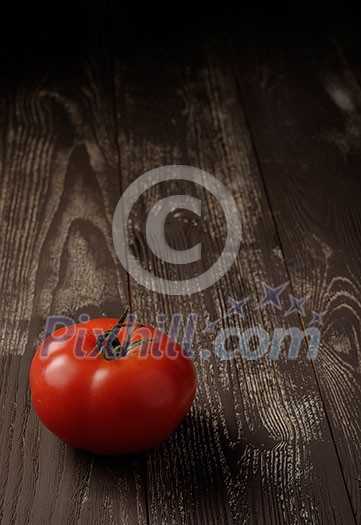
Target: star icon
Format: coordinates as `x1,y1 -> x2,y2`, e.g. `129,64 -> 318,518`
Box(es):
203,319 -> 219,334
226,296 -> 249,318
309,310 -> 327,326
255,281 -> 289,310
284,295 -> 309,316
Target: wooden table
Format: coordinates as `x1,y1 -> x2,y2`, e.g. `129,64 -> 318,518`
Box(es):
1,7 -> 360,525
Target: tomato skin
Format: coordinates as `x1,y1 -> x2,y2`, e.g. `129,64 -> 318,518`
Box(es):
30,318 -> 197,455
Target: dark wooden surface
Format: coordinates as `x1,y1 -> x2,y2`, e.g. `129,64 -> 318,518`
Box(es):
0,8 -> 360,525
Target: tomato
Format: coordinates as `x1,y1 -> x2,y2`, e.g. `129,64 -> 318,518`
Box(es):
30,309 -> 197,455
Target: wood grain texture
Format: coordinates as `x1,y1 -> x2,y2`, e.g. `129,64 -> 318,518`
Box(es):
113,35 -> 355,524
228,14 -> 361,523
1,12 -> 360,525
0,57 -> 147,524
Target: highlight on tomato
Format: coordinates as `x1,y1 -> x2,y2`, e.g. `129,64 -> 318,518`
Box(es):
30,307 -> 197,455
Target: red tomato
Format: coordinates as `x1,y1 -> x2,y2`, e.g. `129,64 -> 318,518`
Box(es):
30,310 -> 197,455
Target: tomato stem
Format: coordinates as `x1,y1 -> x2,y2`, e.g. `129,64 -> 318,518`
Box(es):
97,306 -> 158,360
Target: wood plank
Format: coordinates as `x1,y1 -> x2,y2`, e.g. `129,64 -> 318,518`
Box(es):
0,57 -> 148,524
113,35 -> 355,524
228,15 -> 361,523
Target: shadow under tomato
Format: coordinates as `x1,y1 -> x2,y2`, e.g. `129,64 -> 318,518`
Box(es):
92,409 -> 249,522
68,409 -> 246,521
